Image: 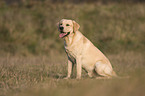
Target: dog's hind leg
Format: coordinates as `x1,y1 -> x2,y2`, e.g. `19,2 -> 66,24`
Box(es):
88,71 -> 94,78
95,61 -> 116,79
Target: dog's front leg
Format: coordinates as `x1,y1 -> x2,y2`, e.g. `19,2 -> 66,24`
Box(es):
64,60 -> 73,79
76,58 -> 82,79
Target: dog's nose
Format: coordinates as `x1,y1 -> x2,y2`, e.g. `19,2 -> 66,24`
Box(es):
59,27 -> 64,30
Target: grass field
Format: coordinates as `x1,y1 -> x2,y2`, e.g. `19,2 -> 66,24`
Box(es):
0,2 -> 145,96
0,52 -> 145,96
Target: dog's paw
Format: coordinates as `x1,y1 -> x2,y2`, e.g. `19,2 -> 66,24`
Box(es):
96,76 -> 111,79
63,77 -> 70,79
76,77 -> 81,80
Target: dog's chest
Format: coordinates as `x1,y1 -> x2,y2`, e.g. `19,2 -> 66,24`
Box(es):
64,46 -> 77,58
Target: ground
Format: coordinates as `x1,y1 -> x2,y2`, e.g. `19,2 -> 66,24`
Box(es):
0,2 -> 145,96
0,51 -> 145,96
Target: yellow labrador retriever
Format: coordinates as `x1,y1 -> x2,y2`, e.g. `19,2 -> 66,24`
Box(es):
57,19 -> 117,79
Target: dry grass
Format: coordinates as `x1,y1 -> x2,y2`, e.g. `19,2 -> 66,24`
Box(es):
0,2 -> 145,96
0,51 -> 145,96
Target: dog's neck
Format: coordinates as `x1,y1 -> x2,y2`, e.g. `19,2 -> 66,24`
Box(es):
63,32 -> 75,47
63,31 -> 81,47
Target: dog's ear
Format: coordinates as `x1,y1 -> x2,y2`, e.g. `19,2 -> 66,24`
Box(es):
56,22 -> 59,28
73,20 -> 80,32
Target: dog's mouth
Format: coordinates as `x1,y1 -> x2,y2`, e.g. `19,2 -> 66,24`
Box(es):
59,31 -> 70,38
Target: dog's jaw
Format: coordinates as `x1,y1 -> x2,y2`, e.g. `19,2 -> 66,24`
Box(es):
59,32 -> 70,38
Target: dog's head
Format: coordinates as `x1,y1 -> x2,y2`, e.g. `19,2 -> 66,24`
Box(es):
57,19 -> 80,38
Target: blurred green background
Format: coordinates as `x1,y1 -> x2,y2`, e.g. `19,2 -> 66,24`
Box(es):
0,1 -> 145,96
0,0 -> 145,56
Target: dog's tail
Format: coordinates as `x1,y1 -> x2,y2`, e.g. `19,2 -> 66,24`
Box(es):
112,71 -> 117,77
112,71 -> 130,79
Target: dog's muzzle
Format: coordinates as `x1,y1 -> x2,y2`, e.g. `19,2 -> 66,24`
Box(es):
59,32 -> 70,38
59,27 -> 64,31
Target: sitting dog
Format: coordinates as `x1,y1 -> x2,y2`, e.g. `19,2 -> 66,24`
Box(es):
57,19 -> 117,79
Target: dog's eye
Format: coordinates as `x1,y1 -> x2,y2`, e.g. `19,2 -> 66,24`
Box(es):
60,23 -> 62,25
66,24 -> 70,26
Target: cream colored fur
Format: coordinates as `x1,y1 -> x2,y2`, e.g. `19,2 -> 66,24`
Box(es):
57,19 -> 117,79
